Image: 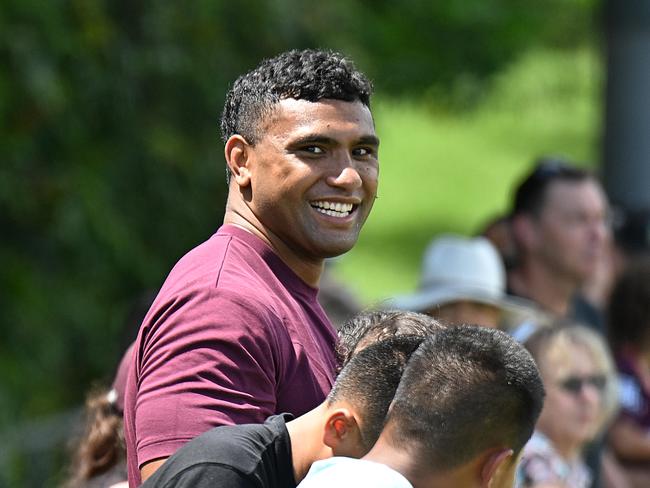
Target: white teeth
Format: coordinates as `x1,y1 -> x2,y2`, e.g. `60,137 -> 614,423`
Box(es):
311,200 -> 354,218
311,201 -> 354,214
314,207 -> 351,218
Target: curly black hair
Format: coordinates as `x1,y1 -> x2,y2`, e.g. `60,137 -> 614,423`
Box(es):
220,49 -> 373,152
336,309 -> 444,369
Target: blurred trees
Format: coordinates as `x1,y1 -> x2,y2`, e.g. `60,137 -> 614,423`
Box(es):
0,0 -> 598,484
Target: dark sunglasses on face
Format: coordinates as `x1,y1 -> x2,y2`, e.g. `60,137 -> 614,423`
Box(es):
558,375 -> 607,395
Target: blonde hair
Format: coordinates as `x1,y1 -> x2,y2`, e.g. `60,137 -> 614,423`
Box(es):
524,323 -> 618,429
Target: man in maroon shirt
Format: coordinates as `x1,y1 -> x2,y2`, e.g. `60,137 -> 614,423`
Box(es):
124,49 -> 379,485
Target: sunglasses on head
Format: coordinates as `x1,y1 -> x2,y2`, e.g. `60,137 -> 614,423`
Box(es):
532,159 -> 570,177
558,375 -> 607,394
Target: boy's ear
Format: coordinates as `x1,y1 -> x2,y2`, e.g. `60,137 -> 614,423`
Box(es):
323,408 -> 356,446
224,135 -> 252,188
480,448 -> 515,488
322,408 -> 364,457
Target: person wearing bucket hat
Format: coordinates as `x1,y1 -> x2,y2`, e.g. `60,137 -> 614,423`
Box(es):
389,235 -> 527,329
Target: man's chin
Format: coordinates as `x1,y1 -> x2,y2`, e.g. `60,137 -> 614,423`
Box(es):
313,236 -> 359,259
320,245 -> 355,259
575,266 -> 599,283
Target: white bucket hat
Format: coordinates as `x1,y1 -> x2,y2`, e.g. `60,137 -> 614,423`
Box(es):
390,235 -> 509,312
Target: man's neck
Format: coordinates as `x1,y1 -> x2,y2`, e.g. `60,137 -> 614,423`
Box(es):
509,259 -> 577,317
363,436 -> 479,488
285,404 -> 332,483
223,207 -> 324,287
363,432 -> 420,485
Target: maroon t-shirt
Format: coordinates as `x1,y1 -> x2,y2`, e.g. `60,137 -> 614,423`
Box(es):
124,225 -> 338,486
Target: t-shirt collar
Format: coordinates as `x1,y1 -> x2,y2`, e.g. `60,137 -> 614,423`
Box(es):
218,224 -> 319,300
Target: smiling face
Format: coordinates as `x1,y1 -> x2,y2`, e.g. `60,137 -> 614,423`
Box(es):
229,98 -> 379,267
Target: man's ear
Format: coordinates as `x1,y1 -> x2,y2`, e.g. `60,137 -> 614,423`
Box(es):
480,448 -> 514,488
511,214 -> 537,252
322,408 -> 364,457
224,135 -> 252,188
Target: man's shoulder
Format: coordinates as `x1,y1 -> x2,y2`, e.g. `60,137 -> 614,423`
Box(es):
189,414 -> 290,451
158,225 -> 294,306
163,226 -> 262,286
569,294 -> 604,333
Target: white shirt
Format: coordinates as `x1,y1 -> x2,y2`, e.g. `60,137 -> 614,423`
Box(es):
298,457 -> 413,488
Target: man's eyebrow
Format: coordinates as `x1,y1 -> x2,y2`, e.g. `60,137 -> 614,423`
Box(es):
288,135 -> 337,147
357,135 -> 380,147
288,134 -> 380,148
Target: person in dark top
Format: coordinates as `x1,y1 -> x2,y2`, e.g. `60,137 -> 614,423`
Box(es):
125,49 -> 381,485
507,157 -> 609,333
607,260 -> 650,487
140,311 -> 444,488
140,413 -> 293,488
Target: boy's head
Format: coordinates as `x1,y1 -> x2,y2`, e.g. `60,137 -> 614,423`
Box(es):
324,335 -> 423,456
336,309 -> 445,368
381,325 -> 545,487
322,311 -> 444,458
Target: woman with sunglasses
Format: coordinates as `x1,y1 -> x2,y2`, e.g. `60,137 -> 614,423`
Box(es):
518,323 -> 618,488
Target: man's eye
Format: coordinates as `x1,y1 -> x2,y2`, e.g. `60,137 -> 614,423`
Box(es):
304,146 -> 324,154
353,147 -> 374,157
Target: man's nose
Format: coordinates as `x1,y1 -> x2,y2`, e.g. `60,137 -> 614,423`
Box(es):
580,382 -> 602,406
327,164 -> 363,191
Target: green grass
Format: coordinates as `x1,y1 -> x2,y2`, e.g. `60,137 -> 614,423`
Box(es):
334,46 -> 603,304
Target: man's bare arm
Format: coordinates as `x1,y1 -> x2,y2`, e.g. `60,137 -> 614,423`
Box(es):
141,457 -> 168,482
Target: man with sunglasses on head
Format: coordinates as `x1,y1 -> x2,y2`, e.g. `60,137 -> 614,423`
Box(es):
507,158 -> 611,488
508,157 -> 610,334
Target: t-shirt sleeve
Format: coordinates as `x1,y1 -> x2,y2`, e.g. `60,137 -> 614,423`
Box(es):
133,287 -> 286,467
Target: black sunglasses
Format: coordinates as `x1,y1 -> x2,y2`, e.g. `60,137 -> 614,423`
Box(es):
558,375 -> 607,395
